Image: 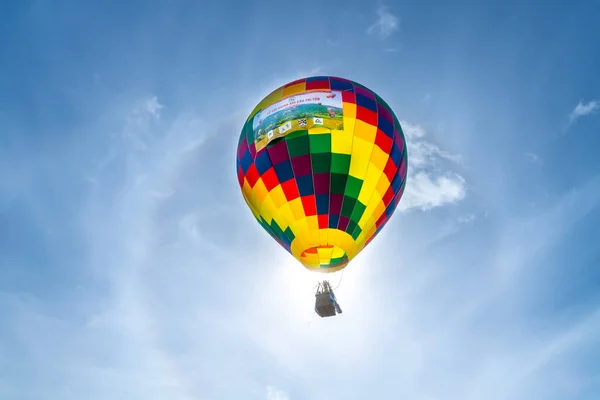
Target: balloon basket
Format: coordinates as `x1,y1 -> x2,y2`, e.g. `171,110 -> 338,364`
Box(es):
314,280 -> 342,318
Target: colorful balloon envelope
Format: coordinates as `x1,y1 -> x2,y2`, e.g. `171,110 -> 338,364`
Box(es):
236,76 -> 408,273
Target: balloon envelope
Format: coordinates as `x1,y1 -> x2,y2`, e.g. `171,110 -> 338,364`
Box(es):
236,76 -> 407,273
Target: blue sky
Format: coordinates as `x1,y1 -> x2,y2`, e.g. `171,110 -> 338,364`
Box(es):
1,1 -> 600,399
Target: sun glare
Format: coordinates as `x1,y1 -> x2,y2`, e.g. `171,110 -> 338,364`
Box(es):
271,256 -> 370,324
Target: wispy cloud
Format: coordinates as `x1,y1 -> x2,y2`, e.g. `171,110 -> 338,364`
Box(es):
568,99 -> 599,124
266,385 -> 290,400
458,213 -> 476,224
524,152 -> 543,166
0,95 -> 232,400
399,121 -> 467,211
367,5 -> 399,39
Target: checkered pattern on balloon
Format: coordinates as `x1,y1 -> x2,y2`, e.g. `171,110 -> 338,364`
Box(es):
236,76 -> 408,273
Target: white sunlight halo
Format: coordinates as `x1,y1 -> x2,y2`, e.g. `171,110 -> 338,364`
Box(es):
237,249 -> 391,378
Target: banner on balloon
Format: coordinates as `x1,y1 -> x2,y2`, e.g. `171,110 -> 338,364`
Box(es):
251,90 -> 344,151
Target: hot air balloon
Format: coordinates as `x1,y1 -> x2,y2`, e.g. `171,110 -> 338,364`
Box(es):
235,76 -> 408,317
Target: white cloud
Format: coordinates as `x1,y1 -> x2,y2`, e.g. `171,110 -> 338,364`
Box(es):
568,99 -> 599,124
144,96 -> 164,117
121,96 -> 166,152
401,171 -> 466,211
367,6 -> 399,39
458,213 -> 476,224
33,95 -> 220,399
524,152 -> 543,165
402,121 -> 426,139
266,385 -> 290,400
399,121 -> 467,211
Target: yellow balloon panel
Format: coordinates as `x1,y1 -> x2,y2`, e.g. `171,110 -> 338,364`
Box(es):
236,76 -> 408,272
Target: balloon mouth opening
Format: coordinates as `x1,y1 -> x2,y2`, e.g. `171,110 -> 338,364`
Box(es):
300,245 -> 349,270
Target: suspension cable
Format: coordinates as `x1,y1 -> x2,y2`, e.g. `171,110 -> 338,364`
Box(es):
333,270 -> 345,290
